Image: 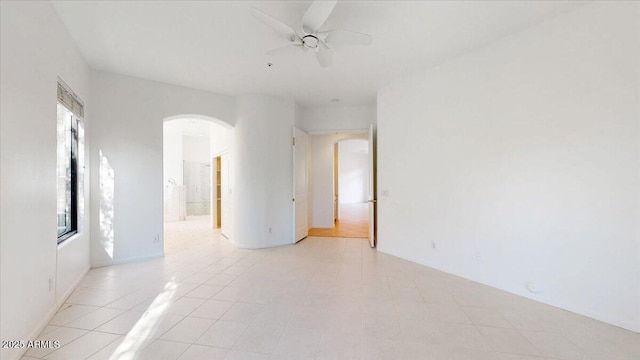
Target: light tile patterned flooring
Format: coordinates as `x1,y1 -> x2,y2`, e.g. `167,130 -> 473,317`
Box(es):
24,216 -> 639,360
309,203 -> 369,238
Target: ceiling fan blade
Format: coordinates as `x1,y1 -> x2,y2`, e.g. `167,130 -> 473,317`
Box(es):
320,29 -> 372,47
267,43 -> 303,57
302,0 -> 337,34
252,8 -> 298,41
315,48 -> 332,68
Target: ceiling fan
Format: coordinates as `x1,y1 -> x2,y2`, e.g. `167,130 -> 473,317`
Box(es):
252,0 -> 372,68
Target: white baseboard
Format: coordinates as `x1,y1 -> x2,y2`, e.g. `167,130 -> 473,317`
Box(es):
91,253 -> 164,268
307,129 -> 368,135
377,247 -> 640,334
10,266 -> 90,360
228,237 -> 292,250
309,225 -> 334,229
262,239 -> 294,248
56,266 -> 91,308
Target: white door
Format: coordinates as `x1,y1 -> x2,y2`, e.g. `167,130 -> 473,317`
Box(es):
211,157 -> 217,228
368,124 -> 376,247
220,154 -> 230,238
334,142 -> 339,221
293,127 -> 309,242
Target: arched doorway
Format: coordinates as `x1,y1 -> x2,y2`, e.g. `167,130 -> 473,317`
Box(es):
162,115 -> 233,254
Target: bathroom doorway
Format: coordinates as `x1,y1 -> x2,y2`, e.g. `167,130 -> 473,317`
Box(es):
162,116 -> 233,253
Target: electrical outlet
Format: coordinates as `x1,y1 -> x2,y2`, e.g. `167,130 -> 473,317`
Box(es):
475,250 -> 483,261
268,227 -> 272,234
153,234 -> 160,243
48,278 -> 53,292
431,242 -> 436,249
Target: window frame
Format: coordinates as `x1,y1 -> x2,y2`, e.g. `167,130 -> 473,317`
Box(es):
57,91 -> 82,244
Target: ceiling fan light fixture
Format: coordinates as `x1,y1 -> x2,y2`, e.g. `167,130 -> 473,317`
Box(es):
252,0 -> 371,68
302,35 -> 319,49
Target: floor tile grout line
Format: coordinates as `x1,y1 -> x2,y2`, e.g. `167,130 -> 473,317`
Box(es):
79,331 -> 122,360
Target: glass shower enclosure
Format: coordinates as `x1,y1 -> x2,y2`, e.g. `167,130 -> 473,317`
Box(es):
183,161 -> 211,216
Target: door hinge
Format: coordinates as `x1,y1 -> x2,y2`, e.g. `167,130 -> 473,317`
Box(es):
292,137 -> 296,146
292,198 -> 295,202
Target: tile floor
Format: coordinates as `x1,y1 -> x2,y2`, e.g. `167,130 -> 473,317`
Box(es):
23,217 -> 639,360
309,203 -> 369,238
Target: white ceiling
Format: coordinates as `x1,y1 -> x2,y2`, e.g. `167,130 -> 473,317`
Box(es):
51,0 -> 583,107
179,118 -> 211,139
341,138 -> 369,154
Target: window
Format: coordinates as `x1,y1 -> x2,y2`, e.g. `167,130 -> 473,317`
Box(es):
57,81 -> 83,243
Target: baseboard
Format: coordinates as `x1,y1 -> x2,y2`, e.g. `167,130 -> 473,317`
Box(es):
377,247 -> 640,334
91,253 -> 164,268
262,239 -> 293,248
306,129 -> 368,135
549,300 -> 640,334
16,254 -> 164,360
56,266 -> 91,308
9,266 -> 90,360
228,237 -> 292,249
309,225 -> 334,229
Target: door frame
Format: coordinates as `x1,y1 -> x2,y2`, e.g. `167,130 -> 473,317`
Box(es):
306,130 -> 376,244
292,127 -> 309,243
368,124 -> 377,248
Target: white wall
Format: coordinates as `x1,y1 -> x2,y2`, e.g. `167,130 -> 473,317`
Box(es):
210,122 -> 232,157
90,71 -> 235,267
232,95 -> 295,248
183,135 -> 211,164
377,2 -> 640,332
1,2 -> 91,359
297,104 -> 376,133
163,121 -> 183,185
309,133 -> 368,228
91,72 -> 295,259
338,139 -> 369,204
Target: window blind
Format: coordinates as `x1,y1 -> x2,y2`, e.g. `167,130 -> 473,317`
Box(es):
57,80 -> 84,118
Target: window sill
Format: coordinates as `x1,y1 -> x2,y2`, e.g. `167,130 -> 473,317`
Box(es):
57,232 -> 80,250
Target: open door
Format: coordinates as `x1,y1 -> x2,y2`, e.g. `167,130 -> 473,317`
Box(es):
293,127 -> 309,242
334,142 -> 339,222
212,156 -> 221,228
220,154 -> 230,238
368,124 -> 376,247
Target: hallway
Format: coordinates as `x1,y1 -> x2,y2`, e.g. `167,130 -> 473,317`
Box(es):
309,203 -> 369,238
26,219 -> 639,360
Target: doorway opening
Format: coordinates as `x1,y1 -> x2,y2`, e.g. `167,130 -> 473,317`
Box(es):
162,116 -> 232,254
309,137 -> 370,238
211,153 -> 230,236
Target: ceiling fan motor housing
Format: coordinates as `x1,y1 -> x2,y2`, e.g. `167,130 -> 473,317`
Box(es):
302,34 -> 319,49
